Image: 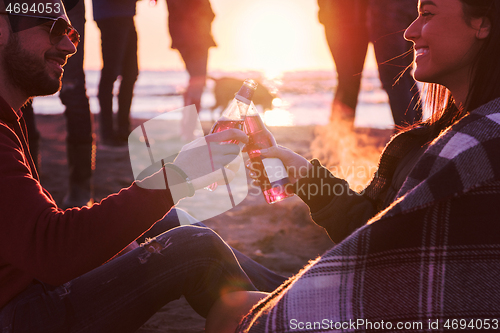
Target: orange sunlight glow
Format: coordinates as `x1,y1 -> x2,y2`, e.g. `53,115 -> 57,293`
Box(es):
213,0 -> 331,76
261,98 -> 294,127
263,108 -> 294,127
84,0 -> 333,73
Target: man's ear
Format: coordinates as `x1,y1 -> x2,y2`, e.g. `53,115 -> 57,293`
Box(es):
475,17 -> 491,40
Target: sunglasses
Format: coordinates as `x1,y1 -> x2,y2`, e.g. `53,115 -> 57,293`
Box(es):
0,12 -> 80,47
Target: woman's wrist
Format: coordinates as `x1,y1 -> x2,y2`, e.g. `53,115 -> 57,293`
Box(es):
293,159 -> 348,212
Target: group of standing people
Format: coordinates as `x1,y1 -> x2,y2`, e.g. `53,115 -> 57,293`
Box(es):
23,0 -> 217,208
24,0 -> 425,209
93,0 -> 217,146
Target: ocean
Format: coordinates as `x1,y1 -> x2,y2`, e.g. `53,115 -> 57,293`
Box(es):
32,69 -> 399,129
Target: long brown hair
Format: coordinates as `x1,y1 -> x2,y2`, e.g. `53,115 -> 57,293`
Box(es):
420,0 -> 500,139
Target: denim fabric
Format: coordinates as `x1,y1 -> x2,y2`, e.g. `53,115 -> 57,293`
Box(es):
0,224 -> 256,333
96,17 -> 139,141
141,209 -> 287,292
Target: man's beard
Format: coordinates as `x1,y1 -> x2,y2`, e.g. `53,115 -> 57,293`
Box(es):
3,34 -> 63,97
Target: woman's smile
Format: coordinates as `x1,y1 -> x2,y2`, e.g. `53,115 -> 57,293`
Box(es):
414,46 -> 429,60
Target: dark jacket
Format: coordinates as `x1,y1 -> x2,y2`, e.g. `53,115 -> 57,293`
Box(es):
92,0 -> 137,21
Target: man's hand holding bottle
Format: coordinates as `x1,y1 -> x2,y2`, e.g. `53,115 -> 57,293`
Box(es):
173,129 -> 248,191
137,129 -> 248,202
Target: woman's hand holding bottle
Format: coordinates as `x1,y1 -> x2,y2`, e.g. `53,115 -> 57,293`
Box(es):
173,129 -> 249,191
246,145 -> 312,185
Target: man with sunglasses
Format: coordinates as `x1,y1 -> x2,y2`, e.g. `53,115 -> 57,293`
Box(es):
0,1 -> 279,332
0,4 -> 79,99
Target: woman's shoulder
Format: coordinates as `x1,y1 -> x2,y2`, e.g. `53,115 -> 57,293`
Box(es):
469,97 -> 500,118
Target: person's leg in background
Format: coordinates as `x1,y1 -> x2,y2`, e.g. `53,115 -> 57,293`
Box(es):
96,17 -> 130,147
320,0 -> 370,125
116,17 -> 139,144
176,44 -> 210,139
178,45 -> 209,116
137,209 -> 287,292
369,0 -> 422,129
60,0 -> 95,208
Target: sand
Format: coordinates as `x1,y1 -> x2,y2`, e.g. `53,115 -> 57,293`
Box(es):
35,114 -> 392,332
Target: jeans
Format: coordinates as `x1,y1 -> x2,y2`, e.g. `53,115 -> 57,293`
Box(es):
145,209 -> 287,293
0,210 -> 285,333
96,17 -> 139,142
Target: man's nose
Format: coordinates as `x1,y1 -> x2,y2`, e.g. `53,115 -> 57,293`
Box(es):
56,34 -> 77,57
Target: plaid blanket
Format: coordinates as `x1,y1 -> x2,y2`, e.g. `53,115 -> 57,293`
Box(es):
237,97 -> 500,332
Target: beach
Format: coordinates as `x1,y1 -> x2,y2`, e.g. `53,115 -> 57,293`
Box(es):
34,112 -> 392,332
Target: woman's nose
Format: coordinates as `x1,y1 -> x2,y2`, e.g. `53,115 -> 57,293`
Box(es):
404,18 -> 421,42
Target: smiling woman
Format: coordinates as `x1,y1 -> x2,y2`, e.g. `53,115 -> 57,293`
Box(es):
202,0 -> 500,332
405,0 -> 489,107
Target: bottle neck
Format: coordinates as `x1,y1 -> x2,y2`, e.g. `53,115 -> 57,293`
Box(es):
235,84 -> 256,105
235,94 -> 251,105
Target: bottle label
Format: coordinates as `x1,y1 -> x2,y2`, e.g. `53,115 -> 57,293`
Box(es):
235,94 -> 251,105
236,81 -> 257,104
262,158 -> 288,184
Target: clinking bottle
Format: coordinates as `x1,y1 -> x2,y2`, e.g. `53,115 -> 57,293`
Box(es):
206,79 -> 258,191
244,102 -> 293,204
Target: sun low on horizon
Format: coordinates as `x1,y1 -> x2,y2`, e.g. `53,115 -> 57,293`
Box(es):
83,0 -> 341,77
209,0 -> 334,77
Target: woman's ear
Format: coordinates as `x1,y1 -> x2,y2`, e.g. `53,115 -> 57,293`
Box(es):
475,17 -> 491,40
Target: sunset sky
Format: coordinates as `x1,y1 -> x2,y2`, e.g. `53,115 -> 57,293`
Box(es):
82,0 -> 377,75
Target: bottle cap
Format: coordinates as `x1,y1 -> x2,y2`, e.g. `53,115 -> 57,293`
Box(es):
235,79 -> 258,105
